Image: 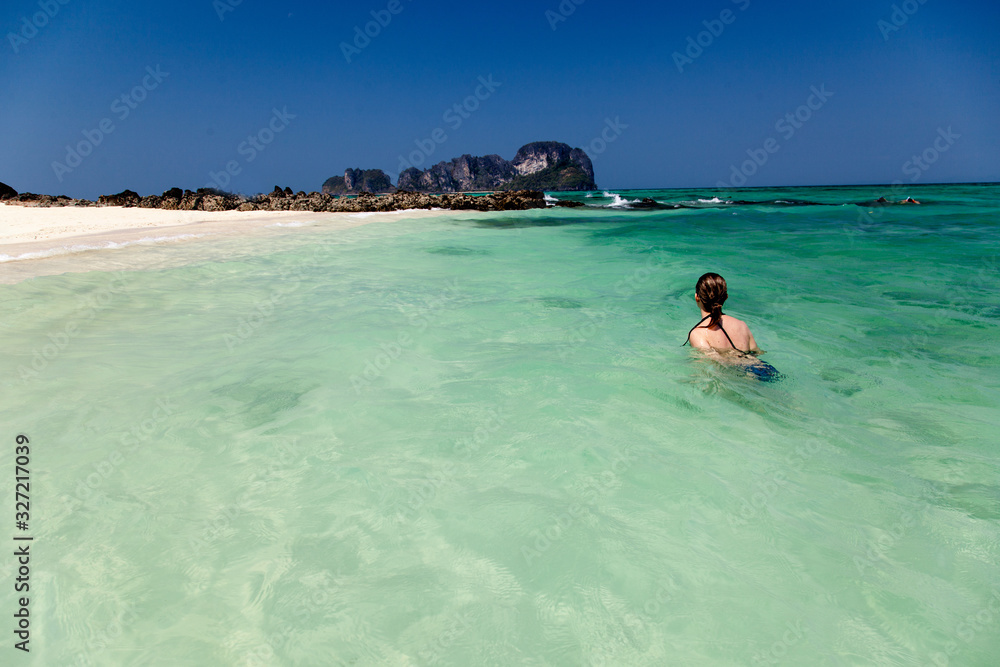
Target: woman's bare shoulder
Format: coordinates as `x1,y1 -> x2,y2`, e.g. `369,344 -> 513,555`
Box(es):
722,314 -> 749,331
688,326 -> 711,349
723,315 -> 761,351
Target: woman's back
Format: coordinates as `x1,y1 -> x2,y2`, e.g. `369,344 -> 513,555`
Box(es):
688,314 -> 758,354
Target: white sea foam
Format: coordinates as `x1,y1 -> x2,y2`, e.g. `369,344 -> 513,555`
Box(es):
605,193 -> 639,208
0,233 -> 206,263
544,194 -> 558,203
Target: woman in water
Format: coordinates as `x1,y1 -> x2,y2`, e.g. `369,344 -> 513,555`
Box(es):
683,273 -> 780,380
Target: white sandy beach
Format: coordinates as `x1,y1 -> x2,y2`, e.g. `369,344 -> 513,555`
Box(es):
0,202 -> 452,283
0,202 -> 328,245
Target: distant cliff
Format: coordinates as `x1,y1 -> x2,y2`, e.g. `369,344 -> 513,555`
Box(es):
502,142 -> 596,191
398,141 -> 597,192
397,154 -> 516,193
322,168 -> 395,195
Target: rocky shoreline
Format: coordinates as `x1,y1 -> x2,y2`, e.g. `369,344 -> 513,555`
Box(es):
0,186 -> 586,213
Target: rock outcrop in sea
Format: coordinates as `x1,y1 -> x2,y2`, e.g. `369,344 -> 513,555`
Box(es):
398,154 -> 517,193
502,142 -> 596,192
397,141 -> 597,192
4,187 -> 550,213
322,169 -> 395,195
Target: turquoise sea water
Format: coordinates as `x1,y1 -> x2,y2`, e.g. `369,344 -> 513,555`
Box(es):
1,184 -> 998,666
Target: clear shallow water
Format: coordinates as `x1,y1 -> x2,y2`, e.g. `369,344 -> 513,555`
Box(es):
1,184 -> 998,666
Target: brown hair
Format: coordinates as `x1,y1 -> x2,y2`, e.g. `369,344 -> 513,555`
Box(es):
696,273 -> 728,328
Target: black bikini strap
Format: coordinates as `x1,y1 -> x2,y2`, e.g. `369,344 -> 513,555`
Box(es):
683,313 -> 751,355
682,314 -> 712,347
717,323 -> 751,355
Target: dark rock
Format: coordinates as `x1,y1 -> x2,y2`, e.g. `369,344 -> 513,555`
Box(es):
553,200 -> 585,208
2,192 -> 95,207
201,194 -> 236,212
0,181 -> 17,200
323,169 -> 395,194
179,193 -> 201,210
6,186 -> 550,214
160,188 -> 183,210
283,187 -> 293,196
98,189 -> 141,207
610,198 -> 691,210
623,198 -> 672,210
272,186 -> 285,197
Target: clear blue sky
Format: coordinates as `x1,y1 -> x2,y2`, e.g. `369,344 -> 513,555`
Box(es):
2,0 -> 998,198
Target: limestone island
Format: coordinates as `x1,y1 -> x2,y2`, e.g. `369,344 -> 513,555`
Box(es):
0,141 -> 594,213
